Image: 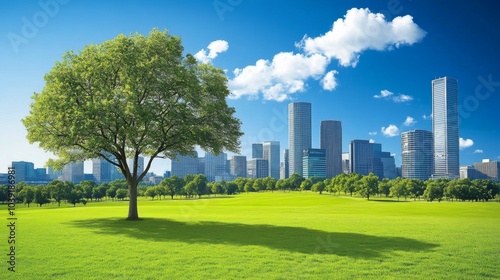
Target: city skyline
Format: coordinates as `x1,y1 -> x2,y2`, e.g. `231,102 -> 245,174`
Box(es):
1,1 -> 500,176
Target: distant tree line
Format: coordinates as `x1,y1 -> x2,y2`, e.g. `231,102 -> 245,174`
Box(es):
1,173 -> 499,206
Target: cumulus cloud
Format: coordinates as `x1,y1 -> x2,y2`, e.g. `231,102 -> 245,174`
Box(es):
368,131 -> 378,136
404,116 -> 416,127
459,137 -> 474,150
300,8 -> 427,67
229,52 -> 329,101
369,139 -> 375,143
321,70 -> 338,91
374,89 -> 413,103
374,89 -> 394,99
393,94 -> 414,102
473,149 -> 484,154
381,124 -> 400,137
194,40 -> 229,63
226,7 -> 425,101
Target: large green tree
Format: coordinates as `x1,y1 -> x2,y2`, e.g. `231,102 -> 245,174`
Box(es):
22,29 -> 242,220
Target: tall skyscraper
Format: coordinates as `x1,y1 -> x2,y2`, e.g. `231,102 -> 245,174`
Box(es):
205,152 -> 227,182
262,141 -> 280,180
342,152 -> 350,174
288,102 -> 311,176
93,158 -> 113,183
432,77 -> 459,178
252,143 -> 263,159
281,149 -> 289,179
320,120 -> 342,178
127,156 -> 145,177
247,159 -> 269,179
230,155 -> 247,178
401,129 -> 434,180
302,149 -> 326,178
349,140 -> 393,178
171,152 -> 199,179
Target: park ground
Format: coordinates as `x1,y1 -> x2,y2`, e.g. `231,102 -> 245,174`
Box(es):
1,192 -> 499,279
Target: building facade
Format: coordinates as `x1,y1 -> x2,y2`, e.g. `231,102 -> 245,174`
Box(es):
252,143 -> 263,159
432,77 -> 459,178
342,152 -> 350,174
320,120 -> 342,178
204,152 -> 228,182
288,102 -> 312,176
303,149 -> 326,179
60,162 -> 84,183
230,155 -> 247,178
11,161 -> 35,182
262,141 -> 280,180
171,152 -> 199,179
247,159 -> 269,179
401,129 -> 434,180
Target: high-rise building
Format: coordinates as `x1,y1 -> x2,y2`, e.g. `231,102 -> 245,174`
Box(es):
230,155 -> 247,178
252,143 -> 263,159
247,159 -> 269,179
11,161 -> 35,182
171,152 -> 199,179
401,129 -> 434,180
342,152 -> 350,174
34,168 -> 47,181
432,77 -> 459,178
205,152 -> 227,182
303,149 -> 326,178
472,159 -> 500,181
262,141 -> 280,180
92,158 -> 113,183
288,102 -> 311,176
282,149 -> 289,179
320,120 -> 342,178
349,140 -> 394,178
60,162 -> 84,183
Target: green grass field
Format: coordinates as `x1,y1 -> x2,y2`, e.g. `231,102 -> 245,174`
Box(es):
2,192 -> 500,279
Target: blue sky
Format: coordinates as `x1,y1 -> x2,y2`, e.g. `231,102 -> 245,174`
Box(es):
1,0 -> 499,175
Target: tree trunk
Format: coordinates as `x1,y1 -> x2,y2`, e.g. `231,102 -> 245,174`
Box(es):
127,183 -> 139,220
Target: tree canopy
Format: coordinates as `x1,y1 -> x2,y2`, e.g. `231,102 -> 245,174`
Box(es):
22,29 -> 242,219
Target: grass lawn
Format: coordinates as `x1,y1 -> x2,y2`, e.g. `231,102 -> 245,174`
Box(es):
2,192 -> 500,279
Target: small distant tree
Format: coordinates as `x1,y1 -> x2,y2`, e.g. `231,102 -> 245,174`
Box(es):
0,185 -> 8,203
19,186 -> 35,207
288,173 -> 305,191
378,178 -> 391,197
193,174 -> 207,198
156,185 -> 167,200
79,180 -> 96,201
47,180 -> 70,207
144,187 -> 157,200
358,173 -> 379,200
161,176 -> 184,200
244,179 -> 255,193
252,178 -> 264,192
390,178 -> 406,201
211,182 -> 225,197
300,178 -> 313,192
311,182 -> 326,194
34,186 -> 50,207
106,186 -> 118,201
67,189 -> 83,206
264,177 -> 277,192
424,181 -> 444,202
226,182 -> 238,195
116,189 -> 128,200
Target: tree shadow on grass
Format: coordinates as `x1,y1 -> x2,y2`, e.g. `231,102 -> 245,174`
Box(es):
69,218 -> 438,259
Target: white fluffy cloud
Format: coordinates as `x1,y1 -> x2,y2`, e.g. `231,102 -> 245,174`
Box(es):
300,8 -> 427,67
473,149 -> 484,154
459,137 -> 474,150
194,40 -> 229,63
321,70 -> 338,91
422,113 -> 432,120
369,139 -> 375,143
226,7 -> 425,101
374,89 -> 413,103
229,52 -> 329,101
368,131 -> 377,136
404,116 -> 416,126
381,124 -> 400,137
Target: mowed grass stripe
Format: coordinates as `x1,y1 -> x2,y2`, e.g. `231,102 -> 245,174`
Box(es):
2,192 -> 499,279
